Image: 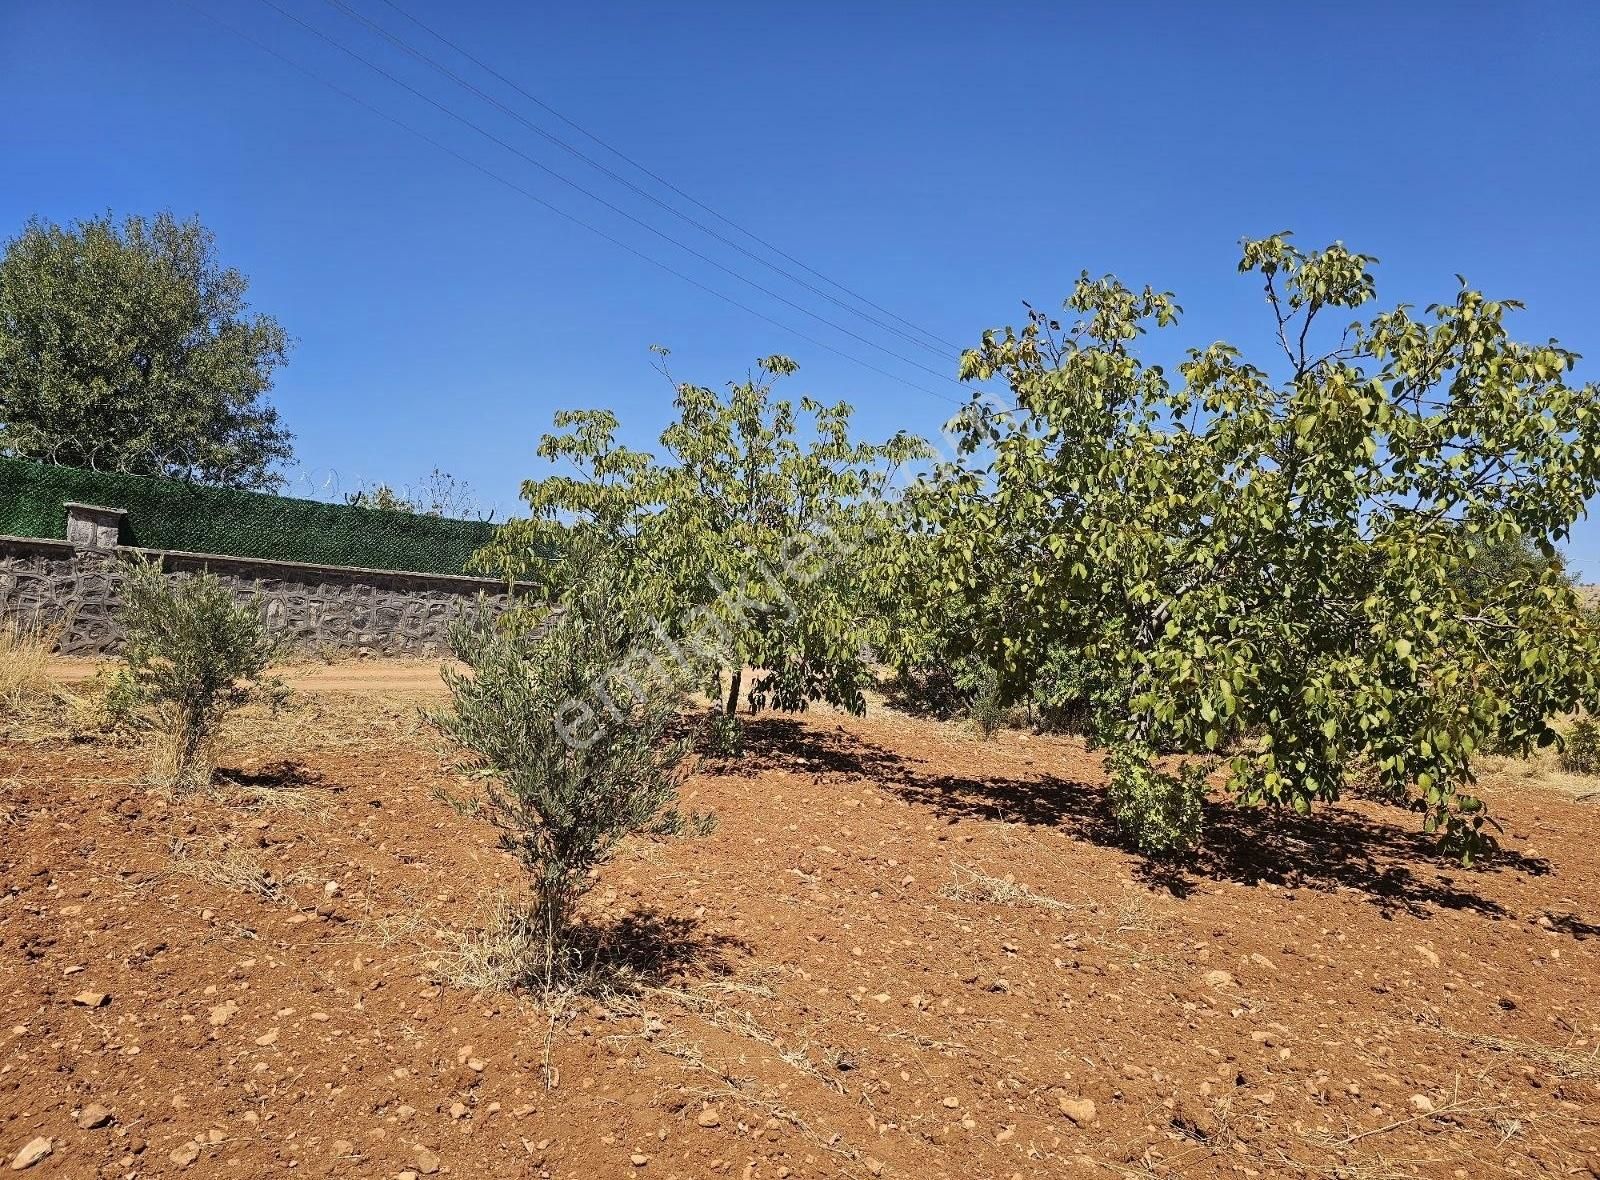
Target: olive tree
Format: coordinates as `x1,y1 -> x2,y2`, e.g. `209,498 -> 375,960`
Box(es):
908,233 -> 1600,857
118,558 -> 283,790
431,551 -> 697,986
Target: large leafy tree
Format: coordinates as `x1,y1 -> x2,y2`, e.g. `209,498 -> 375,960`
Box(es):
908,233 -> 1600,857
0,212 -> 292,488
478,353 -> 928,732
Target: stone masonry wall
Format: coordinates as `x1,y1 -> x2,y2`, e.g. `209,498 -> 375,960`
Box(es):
0,535 -> 514,657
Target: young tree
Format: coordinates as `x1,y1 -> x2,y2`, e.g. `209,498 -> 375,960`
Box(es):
0,212 -> 292,488
909,234 -> 1600,857
118,559 -> 283,790
431,550 -> 696,987
476,354 -> 928,745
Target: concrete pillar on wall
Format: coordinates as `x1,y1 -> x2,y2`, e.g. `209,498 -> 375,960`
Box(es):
63,503 -> 126,550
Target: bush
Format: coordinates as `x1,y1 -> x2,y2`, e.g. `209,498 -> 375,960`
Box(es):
704,709 -> 744,757
967,663 -> 1009,738
431,560 -> 699,989
67,664 -> 144,740
886,659 -> 977,720
1560,715 -> 1600,775
1029,643 -> 1116,737
118,558 -> 281,790
1107,748 -> 1206,856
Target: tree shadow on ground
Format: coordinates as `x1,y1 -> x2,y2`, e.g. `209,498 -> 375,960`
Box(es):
216,760 -> 326,790
564,907 -> 750,991
734,716 -> 1546,922
1542,910 -> 1599,941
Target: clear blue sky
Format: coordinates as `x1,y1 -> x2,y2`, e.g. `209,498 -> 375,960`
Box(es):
4,2 -> 1600,569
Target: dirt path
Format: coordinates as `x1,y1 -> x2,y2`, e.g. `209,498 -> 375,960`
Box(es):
48,657 -> 456,698
1,671 -> 1597,1178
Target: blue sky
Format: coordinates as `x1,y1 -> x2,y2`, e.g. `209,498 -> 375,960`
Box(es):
4,2 -> 1600,569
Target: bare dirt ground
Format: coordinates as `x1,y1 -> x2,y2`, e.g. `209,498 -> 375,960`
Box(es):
2,662 -> 1598,1179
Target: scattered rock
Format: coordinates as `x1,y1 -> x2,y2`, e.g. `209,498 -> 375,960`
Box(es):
942,1096 -> 960,1109
71,991 -> 109,1008
208,1000 -> 238,1027
77,1104 -> 113,1130
169,1141 -> 200,1168
630,1153 -> 649,1167
415,1146 -> 440,1175
864,1157 -> 884,1176
696,1108 -> 721,1129
254,1029 -> 279,1047
10,1137 -> 52,1170
1410,1094 -> 1435,1113
1202,970 -> 1234,990
1058,1095 -> 1098,1126
1413,944 -> 1440,968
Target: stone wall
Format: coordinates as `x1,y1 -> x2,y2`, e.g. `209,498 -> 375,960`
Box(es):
0,534 -> 516,657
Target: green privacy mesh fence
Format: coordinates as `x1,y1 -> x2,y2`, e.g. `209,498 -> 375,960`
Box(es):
0,457 -> 499,576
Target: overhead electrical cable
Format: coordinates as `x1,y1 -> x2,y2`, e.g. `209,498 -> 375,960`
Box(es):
369,0 -> 964,357
325,0 -> 957,361
251,0 -> 967,392
181,0 -> 966,407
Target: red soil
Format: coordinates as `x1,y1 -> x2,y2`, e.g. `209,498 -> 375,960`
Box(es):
2,665 -> 1597,1179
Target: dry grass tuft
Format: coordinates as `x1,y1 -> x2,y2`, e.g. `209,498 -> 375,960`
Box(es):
1418,1014 -> 1600,1079
0,619 -> 60,705
0,620 -> 67,724
939,863 -> 1077,912
429,893 -> 543,993
168,835 -> 283,900
1474,751 -> 1600,803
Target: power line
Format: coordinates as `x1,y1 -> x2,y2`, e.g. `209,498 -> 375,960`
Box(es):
180,1 -> 966,407
369,0 -> 964,358
323,0 -> 955,361
252,0 -> 967,392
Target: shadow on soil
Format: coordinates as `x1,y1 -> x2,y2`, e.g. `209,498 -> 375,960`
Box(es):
217,760 -> 327,791
732,716 -> 1549,922
561,908 -> 751,993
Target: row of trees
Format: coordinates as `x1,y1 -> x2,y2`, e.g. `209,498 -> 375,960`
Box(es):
485,235 -> 1600,863
57,230 -> 1600,990
11,215 -> 1600,962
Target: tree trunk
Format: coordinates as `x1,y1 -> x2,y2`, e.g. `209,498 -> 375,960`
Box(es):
724,666 -> 743,717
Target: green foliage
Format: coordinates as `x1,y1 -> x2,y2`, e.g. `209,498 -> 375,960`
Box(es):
0,212 -> 291,489
0,457 -> 497,576
704,708 -> 746,757
1559,715 -> 1600,776
967,662 -> 1009,738
886,656 -> 986,721
1106,749 -> 1207,856
118,558 -> 283,790
1028,643 -> 1118,737
908,232 -> 1600,860
1454,529 -> 1567,602
476,352 -> 929,734
430,555 -> 698,988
